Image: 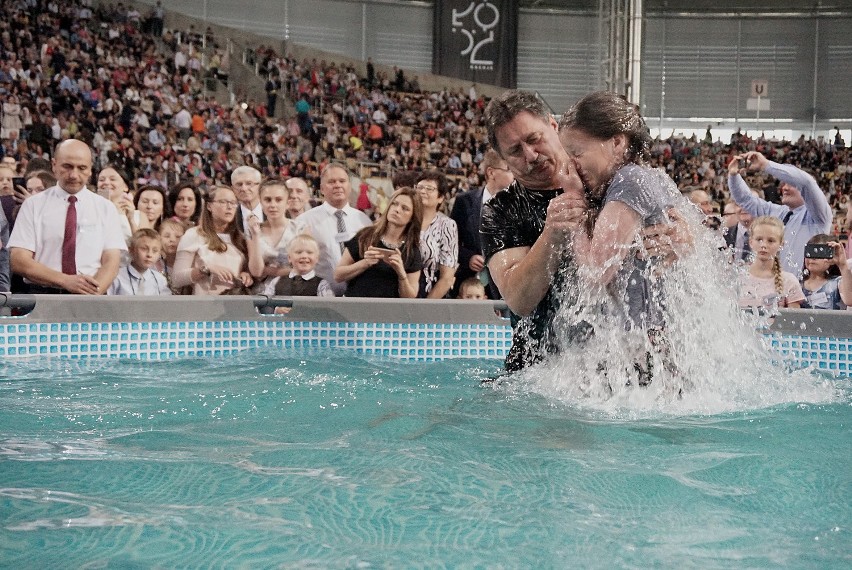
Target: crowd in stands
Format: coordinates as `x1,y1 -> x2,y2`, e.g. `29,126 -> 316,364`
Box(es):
1,0 -> 851,312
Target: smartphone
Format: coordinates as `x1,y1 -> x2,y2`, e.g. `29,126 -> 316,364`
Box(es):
12,176 -> 25,188
738,157 -> 748,169
804,243 -> 834,259
374,247 -> 397,258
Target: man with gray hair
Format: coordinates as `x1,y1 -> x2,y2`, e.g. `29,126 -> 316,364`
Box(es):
231,165 -> 263,234
285,177 -> 313,219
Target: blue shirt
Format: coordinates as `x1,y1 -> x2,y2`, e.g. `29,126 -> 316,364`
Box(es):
728,161 -> 832,277
108,265 -> 172,296
801,277 -> 846,310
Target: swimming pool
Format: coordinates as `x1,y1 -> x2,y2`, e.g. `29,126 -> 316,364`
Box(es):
0,348 -> 847,567
0,297 -> 849,565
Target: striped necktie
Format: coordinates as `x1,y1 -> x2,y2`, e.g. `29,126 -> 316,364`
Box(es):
335,210 -> 346,253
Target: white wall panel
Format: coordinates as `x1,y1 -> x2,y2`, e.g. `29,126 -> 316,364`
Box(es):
517,13 -> 602,114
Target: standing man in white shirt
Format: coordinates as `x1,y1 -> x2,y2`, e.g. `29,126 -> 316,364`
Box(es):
8,139 -> 127,294
231,165 -> 264,235
296,164 -> 371,296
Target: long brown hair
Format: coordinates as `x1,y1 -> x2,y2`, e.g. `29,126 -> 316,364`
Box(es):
198,185 -> 247,255
356,187 -> 422,261
558,91 -> 652,165
559,91 -> 653,236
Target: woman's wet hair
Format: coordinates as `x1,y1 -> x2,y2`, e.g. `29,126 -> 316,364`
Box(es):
558,91 -> 652,164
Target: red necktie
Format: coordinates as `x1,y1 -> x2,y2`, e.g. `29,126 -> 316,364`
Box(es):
62,195 -> 77,275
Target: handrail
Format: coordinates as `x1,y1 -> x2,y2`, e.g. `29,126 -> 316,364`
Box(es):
0,293 -> 508,312
0,293 -> 36,311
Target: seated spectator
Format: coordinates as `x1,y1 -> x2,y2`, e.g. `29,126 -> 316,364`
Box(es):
273,234 -> 334,298
247,179 -> 302,294
172,185 -> 253,295
130,185 -> 166,232
334,187 -> 422,298
167,181 -> 203,226
415,170 -> 458,298
108,229 -> 171,296
157,218 -> 187,292
739,216 -> 805,311
458,277 -> 486,300
800,234 -> 852,310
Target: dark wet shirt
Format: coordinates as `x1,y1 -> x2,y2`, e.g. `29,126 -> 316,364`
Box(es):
481,180 -> 588,371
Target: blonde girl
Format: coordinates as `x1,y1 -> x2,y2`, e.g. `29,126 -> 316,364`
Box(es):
739,216 -> 805,309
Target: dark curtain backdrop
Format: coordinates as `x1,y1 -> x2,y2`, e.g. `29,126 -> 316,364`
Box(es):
433,0 -> 518,88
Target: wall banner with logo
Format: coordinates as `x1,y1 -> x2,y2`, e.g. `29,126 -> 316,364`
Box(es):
432,0 -> 517,88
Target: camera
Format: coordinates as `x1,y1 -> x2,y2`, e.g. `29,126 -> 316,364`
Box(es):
804,243 -> 834,259
738,157 -> 749,169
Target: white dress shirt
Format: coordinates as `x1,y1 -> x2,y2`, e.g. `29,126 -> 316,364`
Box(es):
8,185 -> 127,280
296,202 -> 372,296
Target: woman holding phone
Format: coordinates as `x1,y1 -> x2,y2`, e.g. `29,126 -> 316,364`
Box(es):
800,234 -> 852,310
334,187 -> 423,298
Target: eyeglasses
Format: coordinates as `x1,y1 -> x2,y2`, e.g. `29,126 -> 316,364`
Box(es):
212,199 -> 239,208
415,183 -> 439,193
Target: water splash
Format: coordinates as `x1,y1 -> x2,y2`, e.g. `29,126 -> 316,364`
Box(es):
508,189 -> 842,416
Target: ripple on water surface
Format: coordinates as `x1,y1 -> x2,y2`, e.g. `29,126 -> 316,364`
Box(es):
0,349 -> 849,567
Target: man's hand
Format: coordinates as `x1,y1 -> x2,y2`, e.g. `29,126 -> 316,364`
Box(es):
544,187 -> 587,244
61,274 -> 102,295
741,151 -> 769,172
641,208 -> 693,263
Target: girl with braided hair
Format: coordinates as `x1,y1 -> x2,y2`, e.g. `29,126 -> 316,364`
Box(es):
739,216 -> 804,310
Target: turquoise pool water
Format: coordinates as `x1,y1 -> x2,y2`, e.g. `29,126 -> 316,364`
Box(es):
0,350 -> 849,567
